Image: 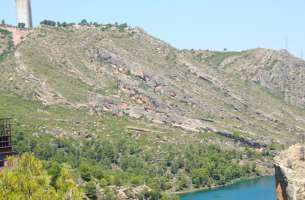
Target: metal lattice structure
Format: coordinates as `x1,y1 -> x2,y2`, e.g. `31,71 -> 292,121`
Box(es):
0,118 -> 12,167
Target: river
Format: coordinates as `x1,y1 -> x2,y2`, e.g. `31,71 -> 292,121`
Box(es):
180,176 -> 276,200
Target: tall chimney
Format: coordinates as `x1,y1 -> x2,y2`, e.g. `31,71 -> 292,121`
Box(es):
16,0 -> 32,28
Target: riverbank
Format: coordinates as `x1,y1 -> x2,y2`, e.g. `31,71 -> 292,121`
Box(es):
175,175 -> 269,195
179,176 -> 276,200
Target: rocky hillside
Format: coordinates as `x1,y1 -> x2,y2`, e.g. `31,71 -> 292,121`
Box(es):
1,25 -> 305,146
274,144 -> 305,200
0,28 -> 13,59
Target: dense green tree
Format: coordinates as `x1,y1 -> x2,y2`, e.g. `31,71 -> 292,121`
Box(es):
79,19 -> 89,26
0,154 -> 57,199
17,23 -> 25,29
40,20 -> 56,27
117,23 -> 128,32
192,168 -> 209,187
177,172 -> 189,190
85,181 -> 97,200
56,165 -> 84,199
102,187 -> 118,200
0,154 -> 84,200
12,132 -> 260,194
62,22 -> 68,27
80,162 -> 92,182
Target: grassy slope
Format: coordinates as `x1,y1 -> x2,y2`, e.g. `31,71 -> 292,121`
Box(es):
0,28 -> 13,62
1,26 -> 302,146
0,91 -> 237,148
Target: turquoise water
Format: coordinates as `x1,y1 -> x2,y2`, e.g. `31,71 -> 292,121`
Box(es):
180,176 -> 276,200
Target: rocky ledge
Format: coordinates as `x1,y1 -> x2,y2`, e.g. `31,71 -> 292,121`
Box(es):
274,144 -> 305,200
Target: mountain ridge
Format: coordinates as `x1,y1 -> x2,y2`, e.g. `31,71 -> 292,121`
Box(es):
1,25 -> 305,146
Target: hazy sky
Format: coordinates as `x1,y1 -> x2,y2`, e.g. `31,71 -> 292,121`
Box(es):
1,0 -> 304,58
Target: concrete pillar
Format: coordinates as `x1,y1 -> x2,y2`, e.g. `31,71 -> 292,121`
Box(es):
16,0 -> 32,28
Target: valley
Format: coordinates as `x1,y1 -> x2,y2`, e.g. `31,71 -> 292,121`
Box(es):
1,23 -> 305,199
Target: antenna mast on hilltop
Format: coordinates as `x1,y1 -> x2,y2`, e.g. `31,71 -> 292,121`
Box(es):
15,0 -> 33,28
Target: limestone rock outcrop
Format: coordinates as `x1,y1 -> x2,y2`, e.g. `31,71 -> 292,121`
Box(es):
274,144 -> 305,200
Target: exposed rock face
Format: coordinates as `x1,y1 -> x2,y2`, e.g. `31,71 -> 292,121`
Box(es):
226,49 -> 305,109
99,185 -> 151,200
274,144 -> 305,200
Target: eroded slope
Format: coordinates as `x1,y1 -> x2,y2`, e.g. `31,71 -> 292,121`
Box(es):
0,26 -> 305,145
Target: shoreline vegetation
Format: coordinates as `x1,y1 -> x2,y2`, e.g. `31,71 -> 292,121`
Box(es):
11,130 -> 268,199
0,89 -> 274,200
176,175 -> 273,196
